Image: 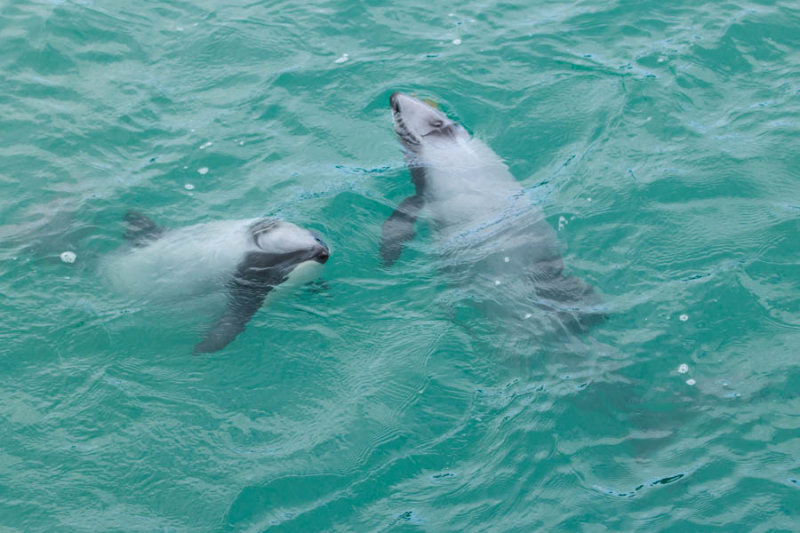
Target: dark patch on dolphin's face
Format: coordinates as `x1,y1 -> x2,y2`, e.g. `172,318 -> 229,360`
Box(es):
390,92 -> 469,153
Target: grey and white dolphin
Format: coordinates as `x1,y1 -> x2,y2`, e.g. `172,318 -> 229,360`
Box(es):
106,212 -> 330,353
381,92 -> 602,332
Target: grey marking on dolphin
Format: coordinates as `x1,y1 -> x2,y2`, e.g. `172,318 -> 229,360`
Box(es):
108,212 -> 330,353
381,92 -> 603,331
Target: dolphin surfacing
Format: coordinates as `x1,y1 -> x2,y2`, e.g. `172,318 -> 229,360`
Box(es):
381,92 -> 603,333
106,213 -> 330,353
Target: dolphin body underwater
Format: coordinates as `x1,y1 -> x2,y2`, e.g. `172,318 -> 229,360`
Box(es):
381,93 -> 603,334
105,213 -> 330,353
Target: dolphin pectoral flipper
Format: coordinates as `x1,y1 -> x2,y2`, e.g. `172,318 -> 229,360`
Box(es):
193,250 -> 292,354
124,211 -> 164,246
193,281 -> 273,354
380,194 -> 424,266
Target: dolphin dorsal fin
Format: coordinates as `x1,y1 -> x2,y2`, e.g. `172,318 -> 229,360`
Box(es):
123,211 -> 164,246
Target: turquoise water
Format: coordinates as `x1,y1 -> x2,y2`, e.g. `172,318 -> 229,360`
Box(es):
2,0 -> 800,530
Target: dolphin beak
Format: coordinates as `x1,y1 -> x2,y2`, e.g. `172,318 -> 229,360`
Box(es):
314,239 -> 330,264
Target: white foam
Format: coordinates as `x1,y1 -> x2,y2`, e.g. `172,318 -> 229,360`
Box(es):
334,53 -> 349,64
197,167 -> 209,175
678,363 -> 688,374
60,251 -> 76,264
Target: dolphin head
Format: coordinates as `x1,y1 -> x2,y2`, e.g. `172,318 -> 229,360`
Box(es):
251,220 -> 330,273
390,92 -> 469,153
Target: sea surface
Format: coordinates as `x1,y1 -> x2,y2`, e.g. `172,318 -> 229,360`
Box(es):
1,0 -> 799,530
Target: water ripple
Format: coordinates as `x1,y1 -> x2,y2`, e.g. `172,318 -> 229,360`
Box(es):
1,0 -> 799,530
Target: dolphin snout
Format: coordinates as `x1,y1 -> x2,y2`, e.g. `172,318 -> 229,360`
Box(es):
313,237 -> 330,264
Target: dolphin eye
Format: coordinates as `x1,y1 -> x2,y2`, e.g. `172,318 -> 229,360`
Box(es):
431,119 -> 444,128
